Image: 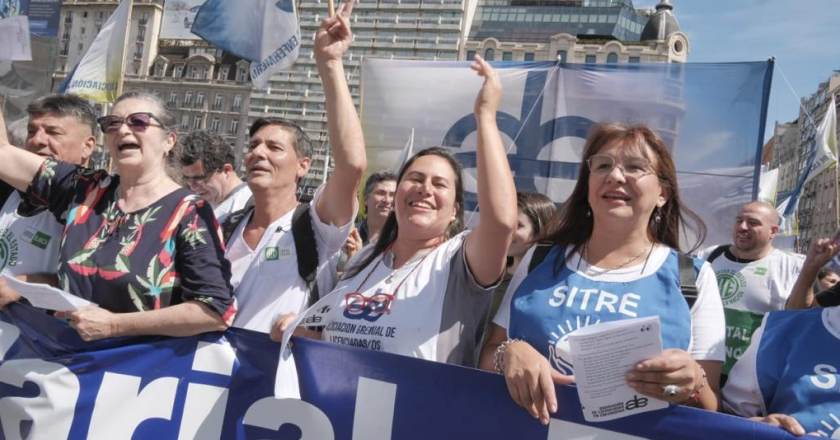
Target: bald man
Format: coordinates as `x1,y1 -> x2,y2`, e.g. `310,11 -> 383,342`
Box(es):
696,201 -> 804,381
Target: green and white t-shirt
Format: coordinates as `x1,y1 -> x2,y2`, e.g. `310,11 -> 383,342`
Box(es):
696,246 -> 804,375
0,191 -> 62,276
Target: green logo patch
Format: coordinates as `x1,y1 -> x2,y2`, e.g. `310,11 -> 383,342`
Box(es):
264,247 -> 280,261
22,227 -> 51,250
717,269 -> 747,306
753,267 -> 767,276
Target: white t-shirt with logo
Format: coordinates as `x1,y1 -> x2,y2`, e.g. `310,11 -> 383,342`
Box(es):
695,246 -> 804,374
0,191 -> 63,276
214,183 -> 252,224
318,231 -> 495,367
227,184 -> 355,333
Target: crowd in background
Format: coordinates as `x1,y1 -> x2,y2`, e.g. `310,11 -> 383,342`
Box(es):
1,0 -> 839,436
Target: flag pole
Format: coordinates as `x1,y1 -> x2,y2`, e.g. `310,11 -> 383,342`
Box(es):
116,0 -> 133,99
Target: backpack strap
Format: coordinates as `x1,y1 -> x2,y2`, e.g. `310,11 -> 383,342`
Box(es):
221,203 -> 320,307
678,252 -> 698,309
528,241 -> 554,274
221,205 -> 253,246
706,245 -> 728,264
292,203 -> 320,307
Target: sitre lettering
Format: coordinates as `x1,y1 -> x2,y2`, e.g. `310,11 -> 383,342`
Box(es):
548,286 -> 640,318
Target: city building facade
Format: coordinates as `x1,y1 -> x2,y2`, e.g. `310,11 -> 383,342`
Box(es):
463,0 -> 688,64
770,121 -> 800,196
792,72 -> 840,252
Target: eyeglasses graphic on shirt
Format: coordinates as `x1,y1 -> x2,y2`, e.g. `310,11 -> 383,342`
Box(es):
344,292 -> 394,315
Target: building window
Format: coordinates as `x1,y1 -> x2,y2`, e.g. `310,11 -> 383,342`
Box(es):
556,50 -> 567,62
585,55 -> 596,63
193,116 -> 203,130
168,91 -> 177,107
155,64 -> 165,77
195,92 -> 205,107
466,50 -> 475,60
502,52 -> 512,61
524,53 -> 535,62
236,66 -> 248,82
607,53 -> 618,63
629,56 -> 640,63
484,48 -> 495,61
211,118 -> 220,132
214,94 -> 223,110
81,27 -> 85,35
233,94 -> 242,111
184,91 -> 193,106
191,66 -> 199,79
181,115 -> 189,130
219,66 -> 230,80
229,119 -> 239,135
174,65 -> 184,77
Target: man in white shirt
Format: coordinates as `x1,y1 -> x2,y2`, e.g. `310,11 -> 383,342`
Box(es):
695,201 -> 803,380
227,26 -> 367,335
0,94 -> 96,307
179,130 -> 252,223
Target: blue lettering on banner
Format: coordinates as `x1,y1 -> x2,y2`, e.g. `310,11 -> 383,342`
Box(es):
0,304 -> 808,440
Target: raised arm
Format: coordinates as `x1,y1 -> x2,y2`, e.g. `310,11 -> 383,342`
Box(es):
787,238 -> 839,310
312,0 -> 366,226
464,56 -> 517,286
0,97 -> 47,191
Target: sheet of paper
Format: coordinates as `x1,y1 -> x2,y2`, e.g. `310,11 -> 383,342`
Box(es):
569,316 -> 668,422
2,274 -> 94,311
0,16 -> 33,61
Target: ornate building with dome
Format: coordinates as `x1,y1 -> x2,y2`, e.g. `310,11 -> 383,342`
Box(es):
462,0 -> 689,64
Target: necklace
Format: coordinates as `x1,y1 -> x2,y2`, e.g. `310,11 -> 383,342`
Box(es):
581,242 -> 652,277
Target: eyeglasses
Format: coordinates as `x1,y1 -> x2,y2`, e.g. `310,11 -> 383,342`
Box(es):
182,173 -> 214,186
587,154 -> 654,180
344,292 -> 394,315
97,112 -> 167,134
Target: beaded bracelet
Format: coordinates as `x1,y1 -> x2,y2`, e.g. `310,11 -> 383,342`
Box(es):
683,364 -> 707,405
494,338 -> 522,373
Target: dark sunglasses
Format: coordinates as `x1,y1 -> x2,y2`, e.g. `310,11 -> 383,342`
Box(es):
97,112 -> 167,134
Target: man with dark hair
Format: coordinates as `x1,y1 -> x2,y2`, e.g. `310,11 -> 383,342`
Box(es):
224,7 -> 366,336
0,93 -> 96,307
358,170 -> 396,244
179,130 -> 251,222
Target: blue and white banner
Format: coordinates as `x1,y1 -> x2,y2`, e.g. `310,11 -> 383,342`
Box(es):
360,60 -> 773,248
191,0 -> 300,89
0,304 -> 817,439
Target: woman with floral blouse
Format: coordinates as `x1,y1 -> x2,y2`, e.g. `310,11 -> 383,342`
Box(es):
0,92 -> 235,341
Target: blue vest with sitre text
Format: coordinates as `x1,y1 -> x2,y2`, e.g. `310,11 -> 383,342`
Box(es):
509,246 -> 693,375
757,309 -> 840,437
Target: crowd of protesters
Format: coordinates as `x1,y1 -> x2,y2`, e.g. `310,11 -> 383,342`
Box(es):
1,0 -> 839,436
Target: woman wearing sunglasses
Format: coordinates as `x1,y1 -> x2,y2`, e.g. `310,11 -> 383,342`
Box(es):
0,92 -> 235,341
479,123 -> 726,424
274,53 -> 517,368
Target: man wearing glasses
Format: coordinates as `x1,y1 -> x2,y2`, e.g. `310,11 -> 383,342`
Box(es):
0,93 -> 96,307
179,130 -> 251,223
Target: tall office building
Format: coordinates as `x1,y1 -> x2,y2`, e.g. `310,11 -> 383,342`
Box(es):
463,0 -> 688,64
249,0 -> 477,185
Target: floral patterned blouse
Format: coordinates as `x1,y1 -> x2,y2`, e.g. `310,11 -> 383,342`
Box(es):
26,158 -> 236,320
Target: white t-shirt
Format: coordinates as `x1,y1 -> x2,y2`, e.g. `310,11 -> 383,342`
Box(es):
695,246 -> 804,314
228,184 -> 355,333
695,246 -> 804,374
0,191 -> 63,276
494,245 -> 726,363
214,183 -> 252,224
319,231 -> 496,366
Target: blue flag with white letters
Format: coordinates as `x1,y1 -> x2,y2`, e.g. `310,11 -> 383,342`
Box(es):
361,60 -> 774,248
